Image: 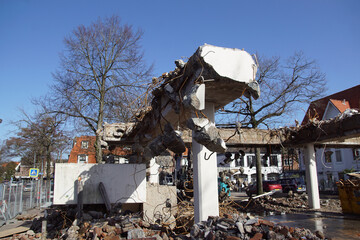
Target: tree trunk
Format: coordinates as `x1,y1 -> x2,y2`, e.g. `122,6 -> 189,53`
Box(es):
95,133 -> 102,163
255,147 -> 263,195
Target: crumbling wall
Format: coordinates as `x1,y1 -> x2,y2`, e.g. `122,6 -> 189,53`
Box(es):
143,182 -> 177,225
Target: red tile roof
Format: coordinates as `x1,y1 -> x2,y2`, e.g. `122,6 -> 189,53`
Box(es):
302,84 -> 360,124
329,99 -> 350,113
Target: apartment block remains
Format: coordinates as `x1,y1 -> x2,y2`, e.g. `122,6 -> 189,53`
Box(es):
102,44 -> 260,222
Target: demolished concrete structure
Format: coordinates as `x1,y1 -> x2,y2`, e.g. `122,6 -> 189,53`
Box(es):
102,44 -> 259,162
102,44 -> 260,222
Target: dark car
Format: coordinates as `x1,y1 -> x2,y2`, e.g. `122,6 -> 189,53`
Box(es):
278,178 -> 306,193
246,180 -> 282,197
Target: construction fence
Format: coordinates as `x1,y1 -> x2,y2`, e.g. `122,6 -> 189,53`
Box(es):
0,179 -> 53,223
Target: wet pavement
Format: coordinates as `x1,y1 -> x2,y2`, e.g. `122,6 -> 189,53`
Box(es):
264,212 -> 360,240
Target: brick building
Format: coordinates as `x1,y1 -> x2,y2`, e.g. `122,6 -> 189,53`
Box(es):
68,136 -> 97,163
68,136 -> 131,163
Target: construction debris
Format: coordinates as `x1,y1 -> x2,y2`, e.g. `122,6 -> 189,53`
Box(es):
279,111 -> 360,146
236,193 -> 341,216
4,205 -> 330,240
191,214 -> 326,240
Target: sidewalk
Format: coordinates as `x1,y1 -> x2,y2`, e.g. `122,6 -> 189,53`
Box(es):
0,208 -> 45,239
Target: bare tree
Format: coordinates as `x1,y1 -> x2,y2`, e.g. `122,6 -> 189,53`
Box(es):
5,111 -> 70,198
41,16 -> 153,162
219,51 -> 326,194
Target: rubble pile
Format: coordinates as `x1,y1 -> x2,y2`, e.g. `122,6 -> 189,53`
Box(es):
4,204 -> 330,240
245,194 -> 310,215
191,214 -> 327,240
237,193 -> 341,215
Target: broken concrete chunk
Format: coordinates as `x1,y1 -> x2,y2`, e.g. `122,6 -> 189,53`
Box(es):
102,122 -> 135,141
162,123 -> 186,154
164,83 -> 174,94
148,136 -> 167,156
192,122 -> 227,153
197,44 -> 257,84
127,228 -> 145,239
175,59 -> 186,69
183,83 -> 205,111
236,221 -> 245,235
190,224 -> 201,238
243,81 -> 260,99
186,118 -> 210,131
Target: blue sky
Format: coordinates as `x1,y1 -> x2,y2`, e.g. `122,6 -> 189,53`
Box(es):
0,0 -> 359,142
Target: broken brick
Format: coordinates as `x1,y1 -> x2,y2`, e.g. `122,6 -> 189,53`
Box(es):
258,219 -> 274,228
250,232 -> 263,240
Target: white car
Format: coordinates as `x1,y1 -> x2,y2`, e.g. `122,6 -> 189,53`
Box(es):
24,183 -> 32,192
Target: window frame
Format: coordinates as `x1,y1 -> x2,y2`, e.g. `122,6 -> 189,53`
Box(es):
335,150 -> 342,163
81,140 -> 89,149
77,154 -> 88,163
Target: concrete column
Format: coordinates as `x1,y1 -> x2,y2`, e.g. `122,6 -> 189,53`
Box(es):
304,143 -> 320,209
193,102 -> 219,223
149,158 -> 159,184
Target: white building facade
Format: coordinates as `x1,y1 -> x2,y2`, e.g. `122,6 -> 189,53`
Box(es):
217,151 -> 283,184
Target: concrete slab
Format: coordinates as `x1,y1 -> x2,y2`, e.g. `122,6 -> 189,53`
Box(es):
53,163 -> 146,205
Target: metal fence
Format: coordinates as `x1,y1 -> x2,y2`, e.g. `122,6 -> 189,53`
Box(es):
0,179 -> 53,224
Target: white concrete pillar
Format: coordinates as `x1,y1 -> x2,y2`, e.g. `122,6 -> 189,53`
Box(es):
304,143 -> 320,209
193,102 -> 219,223
149,158 -> 159,184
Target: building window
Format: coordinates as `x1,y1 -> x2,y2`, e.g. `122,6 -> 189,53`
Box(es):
325,151 -> 332,163
81,141 -> 89,149
114,156 -> 129,164
335,150 -> 342,162
261,156 -> 268,167
247,155 -> 255,168
270,155 -> 278,166
235,156 -> 244,167
78,154 -> 88,163
284,158 -> 293,166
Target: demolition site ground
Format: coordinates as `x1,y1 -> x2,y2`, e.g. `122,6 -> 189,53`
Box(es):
1,191 -> 359,240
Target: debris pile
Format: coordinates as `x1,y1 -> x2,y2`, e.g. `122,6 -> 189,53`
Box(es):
246,194 -> 309,215
191,214 -> 327,240
238,193 -> 341,215
4,204 -> 331,240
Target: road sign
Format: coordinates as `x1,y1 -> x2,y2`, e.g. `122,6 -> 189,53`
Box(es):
29,168 -> 39,178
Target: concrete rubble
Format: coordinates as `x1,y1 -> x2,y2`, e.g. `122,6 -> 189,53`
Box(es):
191,214 -> 326,240
241,193 -> 341,215
279,110 -> 360,147
5,206 -> 330,240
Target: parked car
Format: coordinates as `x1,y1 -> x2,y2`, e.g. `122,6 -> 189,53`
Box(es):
277,178 -> 306,193
24,183 -> 32,192
246,180 -> 282,197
